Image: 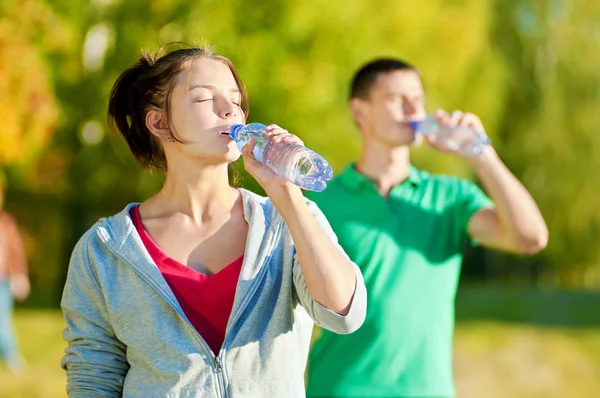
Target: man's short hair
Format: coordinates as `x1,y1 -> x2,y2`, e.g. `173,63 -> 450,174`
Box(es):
350,58 -> 418,101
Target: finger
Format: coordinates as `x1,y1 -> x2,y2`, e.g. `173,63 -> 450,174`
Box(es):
424,135 -> 451,153
280,134 -> 304,146
449,110 -> 463,127
266,128 -> 289,138
424,135 -> 437,146
434,109 -> 445,118
241,136 -> 256,159
266,131 -> 289,140
434,109 -> 450,125
265,124 -> 283,134
460,113 -> 485,132
268,132 -> 300,144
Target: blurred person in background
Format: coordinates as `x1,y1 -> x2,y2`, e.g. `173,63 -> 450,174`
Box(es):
0,179 -> 30,374
60,44 -> 366,397
306,58 -> 548,398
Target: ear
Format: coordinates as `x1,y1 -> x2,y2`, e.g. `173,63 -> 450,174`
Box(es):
145,107 -> 170,140
350,98 -> 368,127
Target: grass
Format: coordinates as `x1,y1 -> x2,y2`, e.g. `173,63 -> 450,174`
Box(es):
452,286 -> 600,398
454,322 -> 600,398
2,289 -> 600,397
0,310 -> 66,398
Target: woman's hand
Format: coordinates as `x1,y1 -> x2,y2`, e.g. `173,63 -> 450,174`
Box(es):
241,124 -> 304,195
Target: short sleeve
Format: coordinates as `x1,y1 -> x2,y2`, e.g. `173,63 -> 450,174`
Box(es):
457,179 -> 494,244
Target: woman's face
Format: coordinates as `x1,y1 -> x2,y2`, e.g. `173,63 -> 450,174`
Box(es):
166,57 -> 245,164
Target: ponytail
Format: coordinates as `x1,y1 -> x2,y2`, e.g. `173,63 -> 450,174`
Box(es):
108,54 -> 166,169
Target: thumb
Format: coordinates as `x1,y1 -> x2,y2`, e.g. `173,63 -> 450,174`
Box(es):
425,135 -> 437,146
241,136 -> 256,159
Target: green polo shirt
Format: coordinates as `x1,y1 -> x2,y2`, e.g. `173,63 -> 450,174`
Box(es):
306,165 -> 493,398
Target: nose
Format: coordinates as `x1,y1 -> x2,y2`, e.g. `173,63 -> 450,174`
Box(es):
217,98 -> 239,120
402,97 -> 418,116
402,96 -> 425,119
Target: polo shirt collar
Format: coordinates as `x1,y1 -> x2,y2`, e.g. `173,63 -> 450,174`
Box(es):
339,163 -> 423,191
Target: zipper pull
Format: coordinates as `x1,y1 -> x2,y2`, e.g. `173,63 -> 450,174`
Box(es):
214,357 -> 222,373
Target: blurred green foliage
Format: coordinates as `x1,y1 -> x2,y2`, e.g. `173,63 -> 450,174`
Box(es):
0,0 -> 599,305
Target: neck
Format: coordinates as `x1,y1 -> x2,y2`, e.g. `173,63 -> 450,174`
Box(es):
146,162 -> 239,223
356,139 -> 411,197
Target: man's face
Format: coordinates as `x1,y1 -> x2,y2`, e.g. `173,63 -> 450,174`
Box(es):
353,70 -> 426,147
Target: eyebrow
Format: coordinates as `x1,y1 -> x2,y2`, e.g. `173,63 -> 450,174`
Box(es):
386,90 -> 424,96
187,84 -> 240,93
386,92 -> 425,100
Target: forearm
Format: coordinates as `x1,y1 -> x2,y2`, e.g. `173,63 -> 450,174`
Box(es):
469,147 -> 548,251
267,185 -> 357,314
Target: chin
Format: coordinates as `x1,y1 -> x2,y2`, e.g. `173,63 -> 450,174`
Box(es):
410,134 -> 424,147
224,149 -> 242,163
389,130 -> 420,147
230,153 -> 242,162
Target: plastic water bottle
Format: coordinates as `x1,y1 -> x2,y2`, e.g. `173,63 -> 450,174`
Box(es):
410,115 -> 491,156
229,123 -> 334,192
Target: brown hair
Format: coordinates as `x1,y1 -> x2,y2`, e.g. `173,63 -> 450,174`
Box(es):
350,58 -> 418,101
108,43 -> 249,171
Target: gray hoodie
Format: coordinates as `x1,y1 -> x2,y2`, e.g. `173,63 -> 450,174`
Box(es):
61,189 -> 367,397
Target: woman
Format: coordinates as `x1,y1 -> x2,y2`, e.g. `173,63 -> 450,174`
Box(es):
60,44 -> 366,397
0,181 -> 30,374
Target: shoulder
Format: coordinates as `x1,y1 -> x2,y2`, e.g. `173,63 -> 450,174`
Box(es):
238,188 -> 275,214
305,173 -> 348,205
239,187 -> 325,218
410,167 -> 491,212
70,204 -> 137,260
70,218 -> 111,264
238,188 -> 269,205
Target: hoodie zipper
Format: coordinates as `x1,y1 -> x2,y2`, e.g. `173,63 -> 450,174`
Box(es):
214,357 -> 226,398
214,355 -> 226,398
211,246 -> 276,398
223,216 -> 283,342
208,210 -> 283,398
214,219 -> 283,395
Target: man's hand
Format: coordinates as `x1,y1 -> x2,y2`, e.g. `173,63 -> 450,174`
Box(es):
425,109 -> 488,156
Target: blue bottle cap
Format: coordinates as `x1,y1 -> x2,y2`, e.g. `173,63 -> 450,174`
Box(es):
409,120 -> 424,132
229,124 -> 244,140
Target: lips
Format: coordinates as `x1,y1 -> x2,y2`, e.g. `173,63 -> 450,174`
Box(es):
218,126 -> 232,137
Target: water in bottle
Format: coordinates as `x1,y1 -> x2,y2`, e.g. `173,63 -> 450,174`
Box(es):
229,123 -> 334,192
410,115 -> 491,156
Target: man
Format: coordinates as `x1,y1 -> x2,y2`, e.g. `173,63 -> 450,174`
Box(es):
306,59 -> 548,398
0,181 -> 30,373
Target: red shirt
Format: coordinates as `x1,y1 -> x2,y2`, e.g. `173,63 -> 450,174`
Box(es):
131,205 -> 243,355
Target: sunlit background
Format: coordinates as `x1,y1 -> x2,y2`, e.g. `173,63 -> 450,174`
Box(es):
1,0 -> 600,397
